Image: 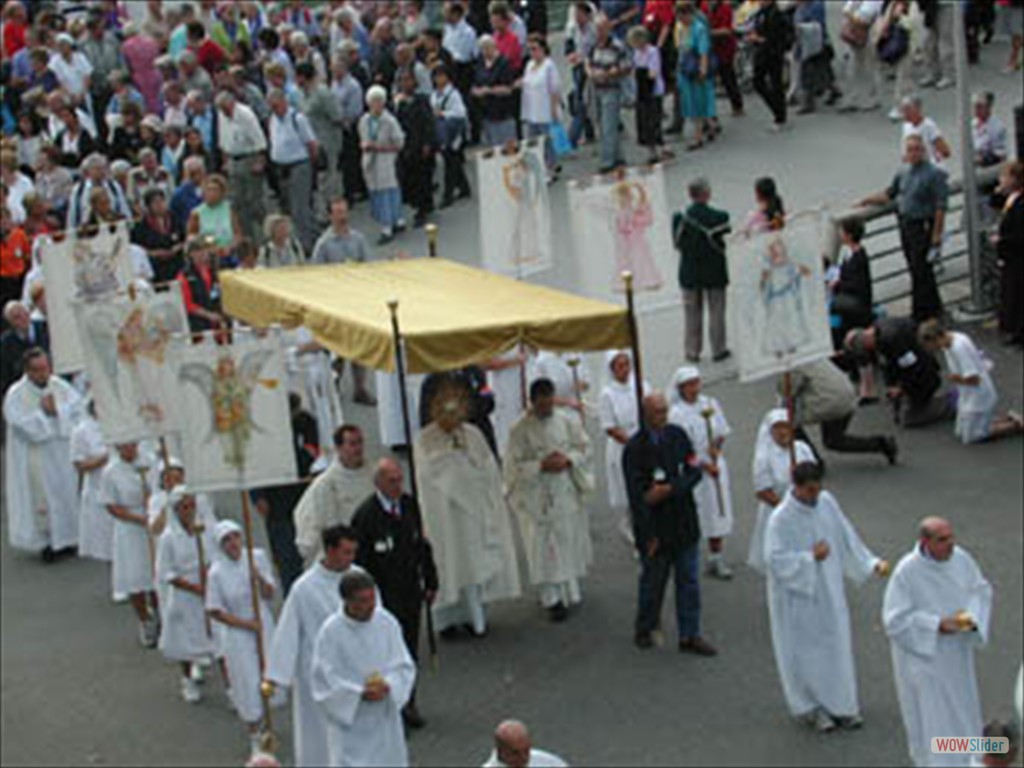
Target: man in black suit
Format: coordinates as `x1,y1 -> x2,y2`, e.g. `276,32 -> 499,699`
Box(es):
623,393 -> 717,657
1,301 -> 48,397
351,457 -> 438,730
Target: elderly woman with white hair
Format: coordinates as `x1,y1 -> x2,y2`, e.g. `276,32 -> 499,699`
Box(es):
258,214 -> 306,267
358,84 -> 407,245
473,34 -> 519,148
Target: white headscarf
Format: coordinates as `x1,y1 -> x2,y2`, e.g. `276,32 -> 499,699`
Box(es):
667,365 -> 701,407
754,407 -> 792,462
165,484 -> 192,534
215,519 -> 242,548
603,349 -> 633,392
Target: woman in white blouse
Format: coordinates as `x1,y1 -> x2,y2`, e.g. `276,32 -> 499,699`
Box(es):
518,33 -> 562,179
839,0 -> 883,113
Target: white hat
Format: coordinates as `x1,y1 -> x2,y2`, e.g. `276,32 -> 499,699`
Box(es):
672,366 -> 701,386
214,519 -> 242,545
167,484 -> 192,510
56,32 -> 75,46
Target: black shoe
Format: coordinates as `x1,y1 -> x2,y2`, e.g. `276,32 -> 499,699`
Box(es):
394,222 -> 407,234
712,350 -> 732,363
462,622 -> 487,639
881,437 -> 899,466
402,704 -> 426,730
377,233 -> 395,246
679,636 -> 718,656
634,632 -> 654,649
41,546 -> 56,564
56,546 -> 78,559
413,212 -> 428,228
439,626 -> 461,641
548,603 -> 569,623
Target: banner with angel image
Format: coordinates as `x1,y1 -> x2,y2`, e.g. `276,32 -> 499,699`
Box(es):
568,166 -> 677,313
41,223 -> 135,374
169,328 -> 297,492
476,140 -> 553,278
73,283 -> 188,443
726,211 -> 833,383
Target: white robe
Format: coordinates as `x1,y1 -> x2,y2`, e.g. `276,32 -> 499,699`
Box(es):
883,545 -> 992,767
267,562 -> 363,768
489,350 -> 529,453
148,490 -> 217,618
748,439 -> 815,572
3,375 -> 82,553
100,456 -> 155,597
482,748 -> 569,767
669,395 -> 734,539
311,607 -> 416,768
287,328 -> 345,455
293,461 -> 375,566
504,410 -> 593,607
376,371 -> 423,448
942,332 -> 998,445
598,378 -> 647,511
414,422 -> 521,631
156,518 -> 218,662
765,490 -> 880,718
69,415 -> 112,561
206,549 -> 285,723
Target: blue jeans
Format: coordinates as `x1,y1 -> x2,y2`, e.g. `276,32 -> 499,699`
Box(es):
635,542 -> 701,639
595,88 -> 623,170
524,121 -> 554,170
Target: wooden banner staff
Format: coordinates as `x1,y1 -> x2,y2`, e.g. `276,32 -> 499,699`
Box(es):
782,371 -> 797,470
622,271 -> 646,430
700,409 -> 727,518
387,298 -> 439,669
193,519 -> 212,638
567,357 -> 585,426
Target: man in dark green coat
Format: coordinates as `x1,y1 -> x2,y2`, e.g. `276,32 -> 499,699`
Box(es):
672,178 -> 731,363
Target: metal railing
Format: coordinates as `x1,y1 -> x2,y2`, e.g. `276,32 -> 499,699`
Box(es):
826,165 -> 1003,314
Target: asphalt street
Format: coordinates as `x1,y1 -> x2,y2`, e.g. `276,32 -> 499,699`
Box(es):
2,30 -> 1023,768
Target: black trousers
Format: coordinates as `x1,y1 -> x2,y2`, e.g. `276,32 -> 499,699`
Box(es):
1000,258 -> 1023,342
441,146 -> 470,201
398,151 -> 435,216
718,59 -> 744,113
259,484 -> 305,598
820,413 -> 887,455
384,590 -> 422,705
753,54 -> 786,125
341,125 -> 367,204
898,217 -> 945,321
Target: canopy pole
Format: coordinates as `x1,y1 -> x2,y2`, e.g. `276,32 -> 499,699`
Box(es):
387,299 -> 438,668
782,370 -> 797,470
622,271 -> 645,428
425,224 -> 439,259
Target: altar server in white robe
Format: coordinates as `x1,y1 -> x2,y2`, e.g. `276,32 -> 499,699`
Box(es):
101,440 -> 160,646
376,369 -> 424,449
668,366 -> 735,580
294,425 -> 375,566
748,408 -> 816,573
70,400 -> 112,561
883,516 -> 992,767
312,570 -> 416,768
286,327 -> 345,455
504,377 -> 594,623
485,348 -> 531,452
765,461 -> 889,733
266,525 -> 372,768
530,350 -> 589,421
156,486 -> 219,704
207,520 -> 286,756
3,348 -> 83,560
415,399 -> 521,636
599,350 -> 649,547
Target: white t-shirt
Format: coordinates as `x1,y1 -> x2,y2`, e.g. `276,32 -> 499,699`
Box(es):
901,117 -> 947,170
49,51 -> 93,97
520,57 -> 561,125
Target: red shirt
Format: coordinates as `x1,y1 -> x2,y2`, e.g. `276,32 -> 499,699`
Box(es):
494,29 -> 522,72
196,39 -> 227,74
703,1 -> 738,65
177,263 -> 214,316
643,0 -> 677,38
2,20 -> 27,58
0,227 -> 29,279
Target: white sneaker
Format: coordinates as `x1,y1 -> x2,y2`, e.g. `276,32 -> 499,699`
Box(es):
814,709 -> 837,733
712,559 -> 734,581
888,107 -> 902,122
934,77 -> 954,90
181,676 -> 202,704
190,663 -> 206,684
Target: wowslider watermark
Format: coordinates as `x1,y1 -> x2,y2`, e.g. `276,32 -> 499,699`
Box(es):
932,737 -> 1010,755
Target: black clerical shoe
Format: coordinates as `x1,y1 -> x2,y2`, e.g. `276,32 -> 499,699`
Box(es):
881,437 -> 899,466
679,637 -> 718,657
40,546 -> 56,564
547,603 -> 569,623
402,704 -> 426,730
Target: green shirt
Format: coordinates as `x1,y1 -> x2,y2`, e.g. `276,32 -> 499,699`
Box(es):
673,202 -> 731,290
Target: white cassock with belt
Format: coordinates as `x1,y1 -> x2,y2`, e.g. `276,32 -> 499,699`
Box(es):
311,606 -> 416,768
3,374 -> 82,553
883,544 -> 992,767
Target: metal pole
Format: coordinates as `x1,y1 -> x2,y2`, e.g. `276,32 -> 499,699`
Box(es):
953,0 -> 986,313
240,489 -> 276,750
622,271 -> 645,429
425,224 -> 439,258
386,299 -> 438,666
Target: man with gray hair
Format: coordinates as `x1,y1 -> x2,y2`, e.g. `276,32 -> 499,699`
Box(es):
482,720 -> 568,767
216,89 -> 267,243
268,87 -> 320,253
1,301 -> 46,396
971,91 -> 1008,168
899,93 -> 951,171
673,178 -> 732,363
67,153 -> 132,227
884,517 -> 992,767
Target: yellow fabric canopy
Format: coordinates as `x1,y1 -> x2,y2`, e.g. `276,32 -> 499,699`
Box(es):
221,258 -> 632,374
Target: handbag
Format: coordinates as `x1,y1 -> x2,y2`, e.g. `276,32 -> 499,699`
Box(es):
548,122 -> 573,158
876,24 -> 910,65
840,16 -> 871,48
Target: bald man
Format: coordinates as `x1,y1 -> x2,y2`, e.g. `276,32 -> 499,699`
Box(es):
482,720 -> 568,767
350,458 -> 438,730
883,517 -> 993,767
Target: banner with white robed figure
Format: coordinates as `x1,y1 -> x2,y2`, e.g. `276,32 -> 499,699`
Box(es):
568,165 -> 677,313
476,140 -> 553,278
169,328 -> 297,492
726,211 -> 833,383
73,282 -> 188,442
41,223 -> 135,374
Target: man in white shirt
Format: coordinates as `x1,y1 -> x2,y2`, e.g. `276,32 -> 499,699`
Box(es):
482,720 -> 568,768
971,91 -> 1008,168
216,89 -> 267,244
49,33 -> 93,108
268,88 -> 319,253
900,94 -> 952,171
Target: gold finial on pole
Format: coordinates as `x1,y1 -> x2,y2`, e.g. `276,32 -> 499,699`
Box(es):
425,224 -> 438,258
622,270 -> 634,290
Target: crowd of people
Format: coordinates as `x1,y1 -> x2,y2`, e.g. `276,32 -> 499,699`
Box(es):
1,0 -> 1023,767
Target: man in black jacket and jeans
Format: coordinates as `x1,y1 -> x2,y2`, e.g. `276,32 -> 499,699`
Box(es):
351,457 -> 438,729
624,393 -> 717,656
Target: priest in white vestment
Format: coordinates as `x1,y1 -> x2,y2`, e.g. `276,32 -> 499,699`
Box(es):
504,377 -> 594,622
70,400 -> 112,561
376,370 -> 424,449
3,348 -> 83,560
530,351 -> 589,421
294,425 -> 375,566
481,719 -> 569,768
267,525 -> 372,768
765,461 -> 889,733
311,570 -> 416,768
414,400 -> 521,637
668,366 -> 734,580
883,517 -> 993,767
